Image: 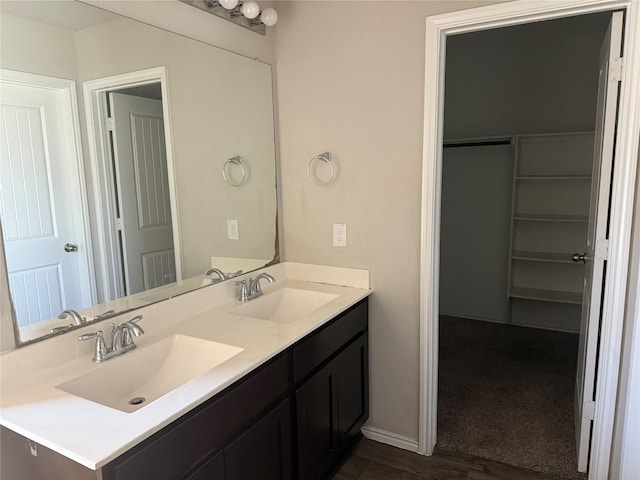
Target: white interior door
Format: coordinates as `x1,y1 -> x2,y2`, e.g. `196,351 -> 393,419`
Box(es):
0,78 -> 92,328
574,11 -> 624,473
109,92 -> 175,295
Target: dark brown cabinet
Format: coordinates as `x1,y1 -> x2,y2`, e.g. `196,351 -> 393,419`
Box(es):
337,334 -> 369,451
296,361 -> 339,480
224,400 -> 292,480
186,451 -> 225,480
296,333 -> 368,480
1,298 -> 368,480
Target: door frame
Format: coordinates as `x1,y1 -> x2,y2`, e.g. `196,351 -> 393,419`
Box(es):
0,68 -> 97,315
419,1 -> 640,479
83,67 -> 181,302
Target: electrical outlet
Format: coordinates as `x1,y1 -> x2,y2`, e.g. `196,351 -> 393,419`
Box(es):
227,219 -> 239,240
333,223 -> 347,247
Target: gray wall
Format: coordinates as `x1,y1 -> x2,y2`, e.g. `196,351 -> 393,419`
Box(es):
443,14 -> 609,138
273,0 -> 511,443
440,144 -> 513,323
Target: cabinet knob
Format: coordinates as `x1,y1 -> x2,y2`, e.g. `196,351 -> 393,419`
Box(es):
572,252 -> 587,263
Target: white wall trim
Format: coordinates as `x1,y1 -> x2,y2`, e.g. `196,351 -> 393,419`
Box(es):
82,66 -> 182,301
361,426 -> 419,453
420,2 -> 640,480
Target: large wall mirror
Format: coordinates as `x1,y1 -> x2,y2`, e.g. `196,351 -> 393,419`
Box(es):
0,1 -> 278,346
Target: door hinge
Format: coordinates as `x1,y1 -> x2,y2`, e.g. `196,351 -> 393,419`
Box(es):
610,57 -> 623,82
583,399 -> 595,421
115,217 -> 123,231
28,441 -> 38,457
595,238 -> 609,261
106,117 -> 114,131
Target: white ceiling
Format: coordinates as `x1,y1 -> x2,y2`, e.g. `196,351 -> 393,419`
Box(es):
0,0 -> 119,31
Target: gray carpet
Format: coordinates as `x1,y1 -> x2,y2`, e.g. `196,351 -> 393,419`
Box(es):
437,316 -> 586,480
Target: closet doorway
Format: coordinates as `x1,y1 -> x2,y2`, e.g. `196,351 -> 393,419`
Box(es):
419,2 -> 640,479
438,12 -> 613,479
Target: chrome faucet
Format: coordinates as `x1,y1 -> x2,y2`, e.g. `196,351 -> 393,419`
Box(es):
249,273 -> 275,296
234,273 -> 275,302
111,316 -> 145,352
58,309 -> 86,325
205,268 -> 243,283
79,315 -> 144,362
204,268 -> 227,281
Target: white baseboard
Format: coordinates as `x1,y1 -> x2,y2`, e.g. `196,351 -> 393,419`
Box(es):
361,426 -> 420,453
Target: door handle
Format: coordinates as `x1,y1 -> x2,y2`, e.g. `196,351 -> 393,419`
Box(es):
64,243 -> 78,253
572,252 -> 587,263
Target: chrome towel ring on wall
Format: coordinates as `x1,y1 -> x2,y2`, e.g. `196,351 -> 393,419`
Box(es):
223,156 -> 246,186
307,152 -> 335,185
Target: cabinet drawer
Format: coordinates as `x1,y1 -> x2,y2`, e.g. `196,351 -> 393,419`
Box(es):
102,354 -> 288,480
293,299 -> 367,383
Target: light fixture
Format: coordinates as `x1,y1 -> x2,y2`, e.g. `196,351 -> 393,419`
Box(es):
218,0 -> 238,8
241,1 -> 260,19
181,0 -> 278,35
260,8 -> 278,27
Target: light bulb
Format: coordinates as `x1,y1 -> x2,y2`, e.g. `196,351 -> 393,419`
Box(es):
218,0 -> 238,9
241,1 -> 260,19
260,7 -> 278,26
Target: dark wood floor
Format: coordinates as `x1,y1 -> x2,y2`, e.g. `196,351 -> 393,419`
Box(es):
332,439 -> 566,480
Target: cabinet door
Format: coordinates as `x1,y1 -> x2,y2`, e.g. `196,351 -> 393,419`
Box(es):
186,450 -> 225,480
296,361 -> 339,480
337,334 -> 369,451
224,400 -> 292,480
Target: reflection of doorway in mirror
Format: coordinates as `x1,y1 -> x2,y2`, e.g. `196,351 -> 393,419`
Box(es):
83,67 -> 182,305
0,70 -> 94,329
109,90 -> 175,296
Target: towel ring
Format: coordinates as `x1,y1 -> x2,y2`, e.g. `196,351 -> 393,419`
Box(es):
222,156 -> 246,187
307,152 -> 335,185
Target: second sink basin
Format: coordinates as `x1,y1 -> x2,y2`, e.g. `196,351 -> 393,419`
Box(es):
56,335 -> 243,413
230,287 -> 338,323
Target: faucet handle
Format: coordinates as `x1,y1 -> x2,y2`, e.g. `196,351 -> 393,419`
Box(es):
79,330 -> 108,363
233,280 -> 249,302
78,330 -> 103,341
51,324 -> 73,333
93,309 -> 115,321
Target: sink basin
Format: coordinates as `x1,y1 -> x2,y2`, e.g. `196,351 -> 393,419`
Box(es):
230,288 -> 338,323
56,335 -> 243,413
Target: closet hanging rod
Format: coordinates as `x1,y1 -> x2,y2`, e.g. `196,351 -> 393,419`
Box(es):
443,139 -> 513,148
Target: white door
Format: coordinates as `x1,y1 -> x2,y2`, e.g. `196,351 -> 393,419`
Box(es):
574,11 -> 623,473
109,92 -> 175,295
0,77 -> 93,327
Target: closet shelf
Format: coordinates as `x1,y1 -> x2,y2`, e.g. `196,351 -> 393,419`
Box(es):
515,175 -> 592,181
510,286 -> 583,305
513,213 -> 589,223
511,250 -> 581,264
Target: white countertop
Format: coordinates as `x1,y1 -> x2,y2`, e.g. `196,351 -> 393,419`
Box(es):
0,263 -> 371,470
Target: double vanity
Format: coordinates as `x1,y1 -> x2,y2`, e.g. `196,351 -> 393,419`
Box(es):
0,263 -> 372,480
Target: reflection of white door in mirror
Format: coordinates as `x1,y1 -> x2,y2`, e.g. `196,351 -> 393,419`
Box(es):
0,71 -> 94,335
109,92 -> 176,296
